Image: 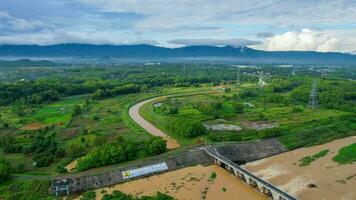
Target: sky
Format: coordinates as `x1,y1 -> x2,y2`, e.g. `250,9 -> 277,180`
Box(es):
0,0 -> 356,52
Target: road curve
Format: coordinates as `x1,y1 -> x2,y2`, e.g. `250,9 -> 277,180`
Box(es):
129,97 -> 180,149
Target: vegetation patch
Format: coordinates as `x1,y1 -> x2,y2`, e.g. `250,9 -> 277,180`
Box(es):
76,137 -> 166,171
209,171 -> 217,181
101,190 -> 174,200
333,143 -> 356,164
299,149 -> 329,166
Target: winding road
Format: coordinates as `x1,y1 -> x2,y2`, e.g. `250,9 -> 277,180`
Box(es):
129,97 -> 180,149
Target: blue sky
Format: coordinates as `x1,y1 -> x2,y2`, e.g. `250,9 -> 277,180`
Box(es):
0,0 -> 356,52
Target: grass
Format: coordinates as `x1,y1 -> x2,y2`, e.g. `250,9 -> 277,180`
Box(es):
139,93 -> 211,146
33,95 -> 87,125
298,149 -> 329,166
279,115 -> 356,150
333,143 -> 356,164
0,179 -> 52,200
139,85 -> 355,148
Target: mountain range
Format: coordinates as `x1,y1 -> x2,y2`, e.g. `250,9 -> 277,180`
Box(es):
0,44 -> 356,65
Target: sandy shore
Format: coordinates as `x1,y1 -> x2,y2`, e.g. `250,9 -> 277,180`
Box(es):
129,98 -> 180,149
77,165 -> 266,200
245,136 -> 356,200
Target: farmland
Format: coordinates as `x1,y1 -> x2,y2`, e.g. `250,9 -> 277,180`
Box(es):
0,64 -> 355,199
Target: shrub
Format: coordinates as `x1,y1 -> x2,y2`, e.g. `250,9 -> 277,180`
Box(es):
2,122 -> 9,129
233,102 -> 244,113
80,191 -> 96,200
258,127 -> 285,139
72,104 -> 82,117
146,137 -> 167,156
0,159 -> 12,184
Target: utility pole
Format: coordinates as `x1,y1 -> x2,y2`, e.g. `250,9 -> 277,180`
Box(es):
308,80 -> 319,110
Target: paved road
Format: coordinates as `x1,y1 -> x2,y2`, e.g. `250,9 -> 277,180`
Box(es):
128,91 -> 215,149
129,97 -> 180,149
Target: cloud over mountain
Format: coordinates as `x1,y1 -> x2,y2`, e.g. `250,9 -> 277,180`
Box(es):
169,38 -> 261,47
0,0 -> 355,52
257,29 -> 356,52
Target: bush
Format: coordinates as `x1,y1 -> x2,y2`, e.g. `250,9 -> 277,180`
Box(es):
0,159 -> 12,184
207,133 -> 242,142
168,107 -> 179,114
167,119 -> 206,138
68,143 -> 87,159
14,163 -> 26,173
2,123 -> 9,129
25,135 -> 65,167
72,104 -> 82,117
258,127 -> 285,139
299,149 -> 329,166
102,190 -> 174,200
292,106 -> 304,113
183,121 -> 206,138
76,137 -> 167,172
145,137 -> 167,156
233,102 -> 244,113
56,164 -> 67,174
80,191 -> 96,200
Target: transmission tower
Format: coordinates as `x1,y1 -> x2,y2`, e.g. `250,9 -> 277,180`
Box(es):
236,67 -> 240,84
308,80 -> 319,109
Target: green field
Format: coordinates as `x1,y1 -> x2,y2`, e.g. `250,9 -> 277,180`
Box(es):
139,81 -> 355,148
0,64 -> 355,199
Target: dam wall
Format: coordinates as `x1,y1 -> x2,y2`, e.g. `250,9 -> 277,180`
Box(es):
51,139 -> 287,196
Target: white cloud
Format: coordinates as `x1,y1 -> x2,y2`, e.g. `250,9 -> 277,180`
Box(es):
78,0 -> 356,31
169,38 -> 261,47
1,1 -> 356,52
0,28 -> 158,45
0,11 -> 43,32
255,29 -> 356,52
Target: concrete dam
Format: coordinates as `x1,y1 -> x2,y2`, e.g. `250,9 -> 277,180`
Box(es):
52,139 -> 296,199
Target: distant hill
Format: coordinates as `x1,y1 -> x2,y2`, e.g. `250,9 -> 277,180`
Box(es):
0,59 -> 57,67
1,44 -> 356,65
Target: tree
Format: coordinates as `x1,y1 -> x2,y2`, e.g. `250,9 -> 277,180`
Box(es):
68,143 -> 86,159
91,89 -> 104,100
233,102 -> 244,113
72,104 -> 82,117
146,137 -> 167,156
0,159 -> 12,184
2,122 -> 9,129
183,121 -> 206,138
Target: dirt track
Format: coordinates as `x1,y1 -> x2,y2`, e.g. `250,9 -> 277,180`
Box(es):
129,97 -> 180,149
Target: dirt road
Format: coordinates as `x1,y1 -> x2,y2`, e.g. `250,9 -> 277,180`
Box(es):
129,97 -> 180,149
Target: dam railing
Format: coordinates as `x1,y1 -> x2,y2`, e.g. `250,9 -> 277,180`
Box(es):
203,146 -> 298,200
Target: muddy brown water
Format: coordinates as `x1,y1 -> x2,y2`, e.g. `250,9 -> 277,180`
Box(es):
76,165 -> 266,200
245,136 -> 356,200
